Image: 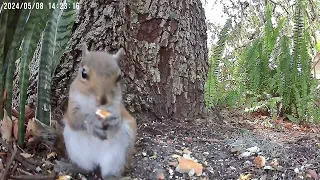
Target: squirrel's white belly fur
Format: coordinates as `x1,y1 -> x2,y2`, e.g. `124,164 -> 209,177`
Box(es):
63,119 -> 133,177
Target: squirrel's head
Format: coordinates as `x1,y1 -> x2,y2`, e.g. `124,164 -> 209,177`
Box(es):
74,42 -> 125,106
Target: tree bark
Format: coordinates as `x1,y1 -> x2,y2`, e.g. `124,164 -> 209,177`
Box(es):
24,0 -> 209,121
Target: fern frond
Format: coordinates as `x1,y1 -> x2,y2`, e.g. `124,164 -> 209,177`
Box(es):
205,19 -> 232,108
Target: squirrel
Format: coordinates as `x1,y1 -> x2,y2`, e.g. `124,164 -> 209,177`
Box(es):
56,42 -> 137,180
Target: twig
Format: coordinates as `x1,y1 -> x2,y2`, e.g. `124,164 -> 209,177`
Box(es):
1,144 -> 18,180
10,163 -> 19,175
16,168 -> 33,175
9,173 -> 56,180
14,154 -> 38,171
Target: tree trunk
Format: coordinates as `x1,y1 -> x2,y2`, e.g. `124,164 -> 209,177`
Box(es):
29,0 -> 209,121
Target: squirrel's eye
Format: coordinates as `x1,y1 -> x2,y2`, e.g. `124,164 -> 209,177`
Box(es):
81,68 -> 88,79
116,74 -> 121,83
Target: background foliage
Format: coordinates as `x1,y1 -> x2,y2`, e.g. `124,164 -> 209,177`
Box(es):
205,0 -> 320,123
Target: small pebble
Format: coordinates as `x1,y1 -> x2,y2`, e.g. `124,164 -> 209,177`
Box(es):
186,137 -> 192,143
36,166 -> 42,172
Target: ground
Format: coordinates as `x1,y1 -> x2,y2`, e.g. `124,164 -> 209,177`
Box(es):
0,109 -> 320,180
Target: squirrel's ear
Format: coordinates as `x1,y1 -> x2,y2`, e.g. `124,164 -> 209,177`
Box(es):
113,48 -> 125,62
82,42 -> 89,57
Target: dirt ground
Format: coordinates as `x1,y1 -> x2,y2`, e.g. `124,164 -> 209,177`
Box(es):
1,109 -> 320,180
124,110 -> 320,180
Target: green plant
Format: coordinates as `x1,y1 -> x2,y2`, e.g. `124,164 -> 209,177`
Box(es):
0,9 -> 8,119
36,0 -> 76,125
205,0 -> 319,123
205,18 -> 232,109
0,0 -> 76,146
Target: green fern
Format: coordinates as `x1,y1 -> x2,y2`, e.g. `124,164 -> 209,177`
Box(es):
205,19 -> 232,108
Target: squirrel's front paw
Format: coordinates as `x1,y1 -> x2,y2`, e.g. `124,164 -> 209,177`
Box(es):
86,118 -> 108,140
100,108 -> 121,128
102,114 -> 120,128
92,122 -> 108,140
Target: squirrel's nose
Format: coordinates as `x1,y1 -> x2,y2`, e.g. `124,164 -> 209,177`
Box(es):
99,95 -> 107,105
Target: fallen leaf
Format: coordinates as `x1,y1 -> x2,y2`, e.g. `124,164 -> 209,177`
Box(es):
25,118 -> 45,138
47,152 -> 57,159
2,90 -> 6,107
0,160 -> 4,170
25,105 -> 35,119
27,137 -> 35,143
206,138 -> 219,142
175,157 -> 203,176
12,117 -> 18,141
157,172 -> 165,180
0,109 -> 13,142
57,175 -> 72,180
306,169 -> 319,179
185,137 -> 192,143
20,153 -> 33,159
172,154 -> 181,158
11,108 -> 19,119
239,173 -> 252,180
253,156 -> 266,168
284,123 -> 293,129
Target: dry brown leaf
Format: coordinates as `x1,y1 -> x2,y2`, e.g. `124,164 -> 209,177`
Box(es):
239,173 -> 252,180
253,156 -> 266,168
206,138 -> 219,142
2,90 -> 6,107
56,175 -> 72,180
27,137 -> 35,143
284,123 -> 293,129
157,172 -> 165,180
306,169 -> 319,179
20,153 -> 33,159
172,154 -> 181,158
11,108 -> 19,119
0,109 -> 13,142
47,152 -> 57,159
185,137 -> 192,143
26,118 -> 45,137
25,105 -> 35,119
175,157 -> 203,176
12,117 -> 18,141
0,160 -> 4,170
